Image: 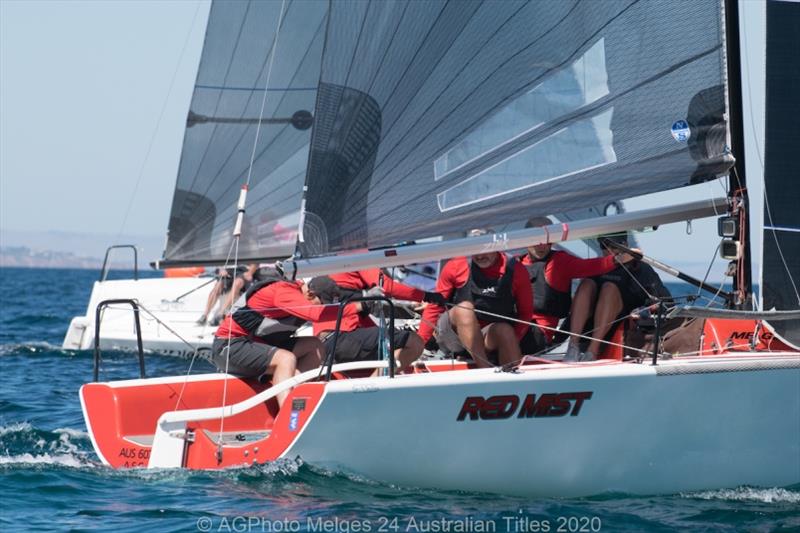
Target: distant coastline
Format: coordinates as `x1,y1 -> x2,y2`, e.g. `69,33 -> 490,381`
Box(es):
0,245 -> 130,270
0,229 -> 163,270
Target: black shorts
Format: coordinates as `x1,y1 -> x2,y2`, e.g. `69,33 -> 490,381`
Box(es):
211,334 -> 298,377
323,327 -> 410,363
591,277 -> 646,315
519,325 -> 548,355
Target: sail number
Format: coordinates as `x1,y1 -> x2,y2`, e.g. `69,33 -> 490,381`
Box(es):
118,446 -> 150,467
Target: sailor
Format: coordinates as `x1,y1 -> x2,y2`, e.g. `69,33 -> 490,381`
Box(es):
212,267 -> 362,407
567,233 -> 671,361
308,269 -> 444,372
518,217 -> 637,355
419,230 -> 533,367
197,264 -> 257,326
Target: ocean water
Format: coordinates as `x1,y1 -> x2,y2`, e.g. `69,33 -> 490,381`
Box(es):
0,266 -> 797,532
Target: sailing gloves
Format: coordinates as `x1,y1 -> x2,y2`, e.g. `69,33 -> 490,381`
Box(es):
423,291 -> 447,306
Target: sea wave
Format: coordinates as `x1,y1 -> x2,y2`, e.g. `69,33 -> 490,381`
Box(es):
683,486 -> 800,504
0,422 -> 94,468
0,341 -> 81,357
0,452 -> 91,468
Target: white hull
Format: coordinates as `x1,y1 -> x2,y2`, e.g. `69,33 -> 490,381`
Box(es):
63,277 -> 216,357
81,353 -> 800,496
287,355 -> 800,496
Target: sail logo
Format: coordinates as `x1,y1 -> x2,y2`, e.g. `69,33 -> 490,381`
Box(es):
457,392 -> 593,421
671,120 -> 691,142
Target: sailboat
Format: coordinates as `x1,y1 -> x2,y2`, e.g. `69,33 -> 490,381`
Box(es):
79,0 -> 799,497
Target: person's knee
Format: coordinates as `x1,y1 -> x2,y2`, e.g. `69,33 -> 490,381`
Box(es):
598,282 -> 622,305
488,322 -> 515,342
494,322 -> 514,334
576,279 -> 597,297
403,332 -> 424,355
271,349 -> 297,371
450,301 -> 476,325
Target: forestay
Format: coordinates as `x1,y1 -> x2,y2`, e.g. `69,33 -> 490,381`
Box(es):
162,1 -> 328,266
300,0 -> 733,256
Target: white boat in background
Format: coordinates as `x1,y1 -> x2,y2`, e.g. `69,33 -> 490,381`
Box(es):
62,245 -> 216,356
78,0 -> 799,498
63,273 -> 216,357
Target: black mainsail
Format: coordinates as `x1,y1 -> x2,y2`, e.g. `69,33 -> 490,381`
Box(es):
159,0 -> 735,269
161,1 -> 328,266
300,0 -> 733,256
762,0 -> 800,346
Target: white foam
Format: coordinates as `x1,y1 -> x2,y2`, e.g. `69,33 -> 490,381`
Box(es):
53,427 -> 90,440
0,422 -> 33,436
0,452 -> 92,468
685,486 -> 800,504
0,341 -> 68,356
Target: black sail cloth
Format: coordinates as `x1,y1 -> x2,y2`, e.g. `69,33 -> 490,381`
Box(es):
301,0 -> 733,256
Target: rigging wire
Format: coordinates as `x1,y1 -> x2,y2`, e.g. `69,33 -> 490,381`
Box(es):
217,0 -> 287,461
114,1 -> 205,244
243,1 -> 286,190
218,236 -> 241,456
695,241 -> 721,302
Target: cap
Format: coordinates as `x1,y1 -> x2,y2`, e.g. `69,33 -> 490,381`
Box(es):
307,276 -> 340,304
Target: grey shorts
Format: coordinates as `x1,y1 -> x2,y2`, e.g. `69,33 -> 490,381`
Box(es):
435,311 -> 491,356
211,335 -> 297,378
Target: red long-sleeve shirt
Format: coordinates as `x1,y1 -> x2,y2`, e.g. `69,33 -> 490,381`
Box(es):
419,254 -> 532,342
314,268 -> 426,334
520,250 -> 617,340
215,281 -> 361,339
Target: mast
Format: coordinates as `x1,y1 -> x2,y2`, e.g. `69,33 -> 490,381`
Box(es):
724,0 -> 751,308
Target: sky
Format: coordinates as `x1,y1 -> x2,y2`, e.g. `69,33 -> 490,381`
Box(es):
0,0 -> 767,281
0,0 -> 210,257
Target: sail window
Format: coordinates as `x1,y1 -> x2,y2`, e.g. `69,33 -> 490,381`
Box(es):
433,38 -> 609,181
437,108 -> 616,212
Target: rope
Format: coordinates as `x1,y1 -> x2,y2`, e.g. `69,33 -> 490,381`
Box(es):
174,345 -> 202,412
217,0 -> 287,461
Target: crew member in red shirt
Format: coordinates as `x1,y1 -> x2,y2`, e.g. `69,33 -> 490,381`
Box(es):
518,217 -> 637,356
419,234 -> 533,368
309,268 -> 445,372
213,269 -> 362,407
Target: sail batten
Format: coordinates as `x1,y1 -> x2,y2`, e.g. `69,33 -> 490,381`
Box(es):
300,0 -> 733,258
162,0 -> 734,267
